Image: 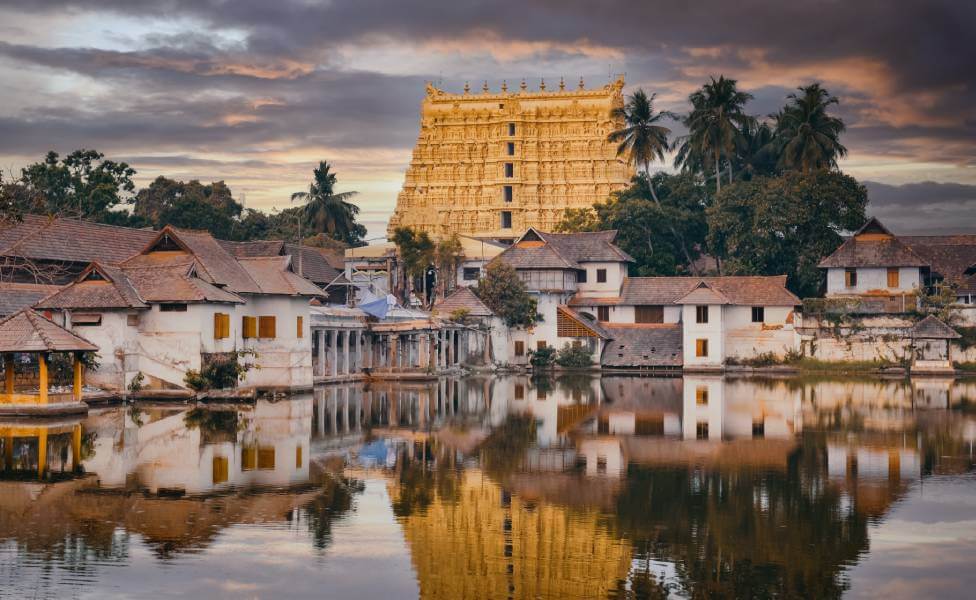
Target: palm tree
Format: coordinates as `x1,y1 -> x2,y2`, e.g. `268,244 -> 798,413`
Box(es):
775,83 -> 847,173
607,89 -> 699,274
734,120 -> 778,180
674,76 -> 754,195
607,89 -> 675,203
290,161 -> 363,245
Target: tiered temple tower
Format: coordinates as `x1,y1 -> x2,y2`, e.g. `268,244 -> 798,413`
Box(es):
388,76 -> 634,240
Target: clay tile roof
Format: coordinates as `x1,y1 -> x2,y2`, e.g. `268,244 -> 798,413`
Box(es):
35,263 -> 148,310
0,283 -> 62,317
434,287 -> 494,318
493,228 -> 632,270
237,256 -> 324,297
219,239 -> 286,258
911,315 -> 961,339
612,276 -> 800,306
0,214 -> 154,265
122,265 -> 244,304
818,218 -> 928,269
901,235 -> 976,292
0,309 -> 98,353
600,324 -> 683,367
283,244 -> 348,286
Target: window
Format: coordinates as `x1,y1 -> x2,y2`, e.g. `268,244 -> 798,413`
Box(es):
887,268 -> 899,288
635,305 -> 663,323
501,211 -> 512,229
695,338 -> 709,357
696,422 -> 709,440
504,185 -> 513,202
508,122 -> 516,136
577,269 -> 587,283
537,340 -> 547,350
514,341 -> 525,356
258,316 -> 276,339
212,456 -> 228,484
596,269 -> 607,283
696,305 -> 709,324
696,387 -> 709,405
505,162 -> 514,177
597,306 -> 610,322
296,445 -> 303,468
296,315 -> 304,338
845,268 -> 857,288
514,383 -> 524,400
752,421 -> 765,438
160,303 -> 187,312
242,316 -> 257,339
258,447 -> 275,470
127,314 -> 140,327
463,267 -> 480,280
72,314 -> 101,326
507,142 -> 515,155
214,313 -> 230,339
751,307 -> 765,323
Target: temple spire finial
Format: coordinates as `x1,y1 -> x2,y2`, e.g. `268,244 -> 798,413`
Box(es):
520,78 -> 527,91
579,76 -> 585,90
482,81 -> 489,93
463,81 -> 470,94
540,77 -> 546,91
501,80 -> 508,92
559,77 -> 565,91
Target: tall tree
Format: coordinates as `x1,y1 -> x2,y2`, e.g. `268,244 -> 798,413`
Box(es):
774,83 -> 848,173
19,149 -> 136,220
474,262 -> 539,328
607,90 -> 697,271
733,120 -> 779,180
675,76 -> 754,195
706,171 -> 867,297
132,177 -> 243,239
291,161 -> 366,246
392,227 -> 435,304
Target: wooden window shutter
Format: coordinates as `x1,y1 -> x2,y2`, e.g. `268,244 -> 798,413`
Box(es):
242,316 -> 257,339
887,268 -> 899,288
695,339 -> 709,357
297,315 -> 304,338
214,313 -> 230,339
258,316 -> 276,339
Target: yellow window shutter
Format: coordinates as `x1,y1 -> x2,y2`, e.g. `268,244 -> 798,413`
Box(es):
258,316 -> 276,339
214,313 -> 221,339
242,316 -> 256,339
297,315 -> 304,338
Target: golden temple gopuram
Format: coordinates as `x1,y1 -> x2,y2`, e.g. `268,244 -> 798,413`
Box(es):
388,77 -> 634,240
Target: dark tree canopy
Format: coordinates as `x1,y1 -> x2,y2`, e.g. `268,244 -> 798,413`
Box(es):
19,149 -> 136,220
474,262 -> 540,328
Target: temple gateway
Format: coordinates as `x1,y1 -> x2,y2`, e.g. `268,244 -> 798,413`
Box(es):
388,76 -> 634,241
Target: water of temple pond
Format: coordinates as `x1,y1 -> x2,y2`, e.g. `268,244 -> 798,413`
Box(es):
2,374 -> 976,599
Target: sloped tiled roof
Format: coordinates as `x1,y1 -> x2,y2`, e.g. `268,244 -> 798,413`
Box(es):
902,235 -> 976,293
600,324 -> 683,367
123,265 -> 244,304
434,287 -> 494,318
0,282 -> 62,317
0,214 -> 154,265
675,281 -> 732,305
35,263 -> 147,310
911,315 -> 961,339
284,244 -> 347,286
0,309 -> 98,353
572,276 -> 799,307
237,256 -> 324,297
493,228 -> 632,270
818,218 -> 928,269
220,239 -> 286,258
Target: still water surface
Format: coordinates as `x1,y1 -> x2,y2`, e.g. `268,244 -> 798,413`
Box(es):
2,375 -> 976,599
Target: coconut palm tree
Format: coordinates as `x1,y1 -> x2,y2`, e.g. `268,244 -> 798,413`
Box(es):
775,83 -> 847,173
674,76 -> 754,194
290,161 -> 365,246
734,120 -> 778,180
607,89 -> 699,274
607,89 -> 675,203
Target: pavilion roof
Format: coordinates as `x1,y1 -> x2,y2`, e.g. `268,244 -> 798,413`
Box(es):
0,309 -> 98,353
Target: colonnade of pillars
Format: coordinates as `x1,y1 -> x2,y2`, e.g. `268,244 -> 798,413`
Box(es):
312,328 -> 467,378
2,424 -> 83,479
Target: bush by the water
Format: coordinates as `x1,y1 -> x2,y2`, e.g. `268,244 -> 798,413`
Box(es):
554,344 -> 594,368
528,346 -> 556,369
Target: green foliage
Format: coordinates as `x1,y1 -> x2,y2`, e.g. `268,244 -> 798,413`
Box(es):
919,284 -> 962,327
291,161 -> 366,246
608,89 -> 675,175
554,207 -> 600,233
955,327 -> 976,350
448,308 -> 471,323
19,149 -> 136,220
473,262 -> 539,328
127,371 -> 145,393
528,345 -> 556,369
184,350 -> 256,391
392,227 -> 435,277
706,171 -> 867,297
554,344 -> 594,368
774,84 -> 847,173
435,233 -> 464,296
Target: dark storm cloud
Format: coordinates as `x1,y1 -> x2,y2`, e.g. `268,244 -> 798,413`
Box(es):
866,181 -> 976,234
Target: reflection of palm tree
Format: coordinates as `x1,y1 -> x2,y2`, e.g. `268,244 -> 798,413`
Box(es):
290,161 -> 364,245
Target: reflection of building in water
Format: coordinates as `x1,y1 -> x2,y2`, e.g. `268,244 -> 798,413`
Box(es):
391,469 -> 632,600
1,416 -> 83,479
82,397 -> 312,494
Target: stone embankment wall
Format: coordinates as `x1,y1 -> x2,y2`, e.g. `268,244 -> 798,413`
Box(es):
795,314 -> 914,363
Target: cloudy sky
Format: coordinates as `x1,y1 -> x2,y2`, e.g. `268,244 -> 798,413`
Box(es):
1,0 -> 974,239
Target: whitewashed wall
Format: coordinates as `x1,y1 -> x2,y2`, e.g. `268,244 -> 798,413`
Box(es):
576,261 -> 626,298
682,304 -> 724,367
825,266 -> 922,296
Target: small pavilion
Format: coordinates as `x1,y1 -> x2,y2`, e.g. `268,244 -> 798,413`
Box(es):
0,309 -> 97,412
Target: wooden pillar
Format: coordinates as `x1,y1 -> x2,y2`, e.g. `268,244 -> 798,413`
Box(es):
3,354 -> 13,396
37,430 -> 47,479
73,353 -> 83,401
71,424 -> 82,471
38,354 -> 49,405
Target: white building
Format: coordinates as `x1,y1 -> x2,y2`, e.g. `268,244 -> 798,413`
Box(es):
36,226 -> 322,392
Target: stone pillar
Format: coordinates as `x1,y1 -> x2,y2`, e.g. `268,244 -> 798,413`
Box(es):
446,330 -> 453,367
329,330 -> 338,377
38,354 -> 49,405
343,330 -> 351,375
419,334 -> 429,369
317,393 -> 326,438
389,335 -> 398,370
72,353 -> 83,401
364,333 -> 373,369
331,387 -> 338,434
343,387 -> 350,433
317,329 -> 326,377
